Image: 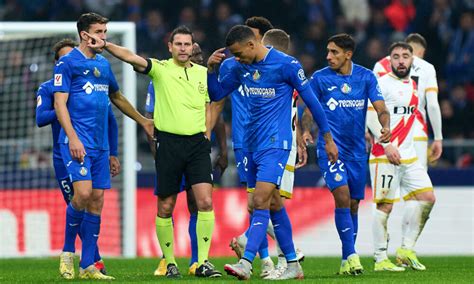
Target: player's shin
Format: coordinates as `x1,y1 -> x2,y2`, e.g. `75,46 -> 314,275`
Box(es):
196,210 -> 215,265
156,216 -> 176,265
401,201 -> 434,250
80,212 -> 100,269
351,213 -> 359,244
335,208 -> 356,260
63,203 -> 84,252
270,207 -> 297,261
373,209 -> 390,262
243,209 -> 270,263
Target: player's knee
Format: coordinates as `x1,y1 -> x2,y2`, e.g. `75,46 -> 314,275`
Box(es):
414,190 -> 436,203
196,196 -> 213,211
350,199 -> 360,214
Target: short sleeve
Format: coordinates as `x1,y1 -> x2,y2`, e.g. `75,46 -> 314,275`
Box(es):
52,59 -> 72,93
147,59 -> 163,81
283,58 -> 310,93
367,72 -> 384,103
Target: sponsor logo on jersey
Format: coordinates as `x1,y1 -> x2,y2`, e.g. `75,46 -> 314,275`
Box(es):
93,67 -> 101,78
83,70 -> 90,75
340,83 -> 352,94
327,86 -> 337,91
54,74 -> 62,86
79,167 -> 88,176
82,81 -> 109,94
326,98 -> 365,111
246,87 -> 276,98
252,70 -> 261,81
393,105 -> 416,114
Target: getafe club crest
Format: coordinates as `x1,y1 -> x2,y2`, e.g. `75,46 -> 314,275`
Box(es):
334,173 -> 343,182
80,167 -> 88,176
341,83 -> 351,94
252,70 -> 261,81
93,67 -> 101,78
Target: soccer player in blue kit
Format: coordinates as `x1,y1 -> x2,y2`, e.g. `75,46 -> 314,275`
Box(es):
36,38 -> 119,279
207,25 -> 338,280
53,13 -> 154,280
301,34 -> 391,275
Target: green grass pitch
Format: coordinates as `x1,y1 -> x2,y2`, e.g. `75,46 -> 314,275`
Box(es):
0,256 -> 472,283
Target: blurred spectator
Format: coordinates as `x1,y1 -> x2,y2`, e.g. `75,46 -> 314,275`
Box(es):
215,2 -> 243,44
450,85 -> 474,138
440,99 -> 464,139
356,37 -> 385,69
339,0 -> 370,42
383,0 -> 416,32
446,10 -> 474,86
137,10 -> 168,57
178,6 -> 197,29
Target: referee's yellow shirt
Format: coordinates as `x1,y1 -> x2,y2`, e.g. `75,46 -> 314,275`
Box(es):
146,58 -> 209,135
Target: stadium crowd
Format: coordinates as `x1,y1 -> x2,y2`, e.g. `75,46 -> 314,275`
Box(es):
1,0 -> 472,167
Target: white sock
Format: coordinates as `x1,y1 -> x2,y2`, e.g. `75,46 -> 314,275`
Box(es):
373,209 -> 390,263
402,201 -> 434,250
237,231 -> 248,247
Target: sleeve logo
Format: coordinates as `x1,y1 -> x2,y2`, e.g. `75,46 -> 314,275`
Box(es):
297,69 -> 306,81
54,74 -> 62,86
36,95 -> 42,107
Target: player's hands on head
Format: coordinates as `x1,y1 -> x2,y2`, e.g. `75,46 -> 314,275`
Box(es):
384,144 -> 401,165
429,140 -> 443,162
69,137 -> 86,163
109,156 -> 121,177
379,127 -> 391,143
207,47 -> 226,73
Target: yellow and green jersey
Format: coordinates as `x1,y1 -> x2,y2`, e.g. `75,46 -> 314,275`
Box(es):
145,58 -> 209,135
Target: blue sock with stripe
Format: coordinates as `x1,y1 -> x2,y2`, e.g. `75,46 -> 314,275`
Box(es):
335,208 -> 355,259
80,212 -> 101,269
63,203 -> 83,253
271,207 -> 297,261
242,209 -> 270,263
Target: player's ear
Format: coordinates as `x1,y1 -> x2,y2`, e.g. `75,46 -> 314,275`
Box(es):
247,40 -> 255,49
168,41 -> 173,53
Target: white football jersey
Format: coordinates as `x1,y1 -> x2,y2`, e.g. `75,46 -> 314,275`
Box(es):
370,73 -> 419,162
373,56 -> 438,139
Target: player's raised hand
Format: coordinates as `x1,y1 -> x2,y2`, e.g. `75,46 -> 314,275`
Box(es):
207,48 -> 226,73
109,156 -> 121,177
69,137 -> 86,163
429,140 -> 443,162
384,144 -> 401,165
379,127 -> 391,143
83,32 -> 105,49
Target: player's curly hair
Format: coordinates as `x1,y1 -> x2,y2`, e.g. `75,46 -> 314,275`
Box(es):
245,16 -> 274,37
52,39 -> 78,61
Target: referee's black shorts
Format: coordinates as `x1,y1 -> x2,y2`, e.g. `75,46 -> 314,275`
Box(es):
154,129 -> 213,198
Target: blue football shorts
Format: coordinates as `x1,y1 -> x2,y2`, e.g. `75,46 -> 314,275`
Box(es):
246,148 -> 290,189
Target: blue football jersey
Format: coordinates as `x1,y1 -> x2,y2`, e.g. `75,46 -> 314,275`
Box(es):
36,79 -> 62,160
310,63 -> 384,161
145,81 -> 155,113
220,48 -> 310,152
53,48 -> 119,150
219,58 -> 247,149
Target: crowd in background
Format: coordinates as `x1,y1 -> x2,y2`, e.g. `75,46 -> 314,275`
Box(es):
1,0 -> 473,167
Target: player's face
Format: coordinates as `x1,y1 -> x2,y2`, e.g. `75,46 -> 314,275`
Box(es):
168,34 -> 193,65
326,42 -> 351,71
82,23 -> 107,54
390,47 -> 413,78
228,40 -> 256,64
190,43 -> 204,65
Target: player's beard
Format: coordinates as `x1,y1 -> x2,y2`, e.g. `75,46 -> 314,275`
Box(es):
391,64 -> 410,79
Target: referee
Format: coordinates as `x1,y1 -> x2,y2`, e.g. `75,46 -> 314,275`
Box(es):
85,26 -> 221,278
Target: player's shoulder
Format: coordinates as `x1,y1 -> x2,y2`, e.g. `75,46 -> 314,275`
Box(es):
353,63 -> 376,78
378,73 -> 397,86
271,49 -> 298,66
413,56 -> 435,72
95,53 -> 110,64
375,55 -> 391,65
37,79 -> 54,96
150,58 -> 171,67
311,66 -> 333,79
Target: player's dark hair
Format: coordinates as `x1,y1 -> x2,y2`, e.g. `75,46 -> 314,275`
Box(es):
77,12 -> 109,35
245,16 -> 274,37
405,33 -> 427,50
262,29 -> 290,53
225,25 -> 256,47
389,41 -> 413,55
327,33 -> 355,52
169,25 -> 194,43
52,39 -> 78,61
